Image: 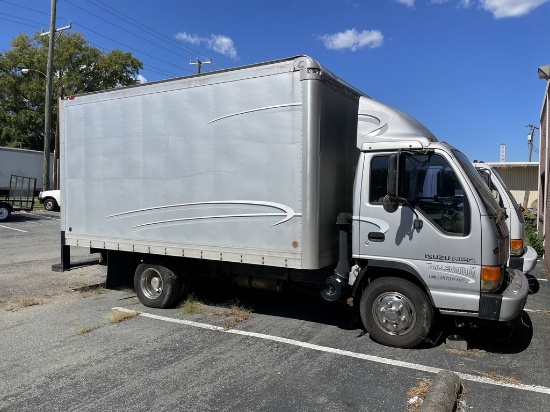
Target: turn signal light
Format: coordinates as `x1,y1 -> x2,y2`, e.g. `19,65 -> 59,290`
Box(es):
481,266 -> 502,291
510,239 -> 523,256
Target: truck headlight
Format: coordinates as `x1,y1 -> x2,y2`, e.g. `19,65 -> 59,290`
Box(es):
481,266 -> 502,291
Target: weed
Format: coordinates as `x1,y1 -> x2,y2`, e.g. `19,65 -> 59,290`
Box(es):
5,297 -> 41,312
78,285 -> 106,298
524,214 -> 544,258
475,371 -> 521,385
446,348 -> 486,356
178,295 -> 204,315
107,309 -> 140,324
76,325 -> 100,335
219,303 -> 252,330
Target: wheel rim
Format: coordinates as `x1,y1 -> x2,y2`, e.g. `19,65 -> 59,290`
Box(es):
140,268 -> 163,300
372,292 -> 416,336
0,207 -> 8,220
45,200 -> 53,210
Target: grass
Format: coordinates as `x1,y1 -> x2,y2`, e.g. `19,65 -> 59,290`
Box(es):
107,309 -> 140,324
177,295 -> 253,330
75,325 -> 101,335
446,348 -> 486,356
214,302 -> 252,330
77,284 -> 106,298
475,371 -> 522,385
406,378 -> 432,412
5,297 -> 41,312
178,295 -> 205,315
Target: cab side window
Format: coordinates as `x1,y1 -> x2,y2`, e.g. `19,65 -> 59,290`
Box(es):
404,154 -> 470,236
369,153 -> 470,236
369,156 -> 389,204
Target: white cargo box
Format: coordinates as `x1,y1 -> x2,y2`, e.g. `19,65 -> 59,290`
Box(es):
60,56 -> 361,269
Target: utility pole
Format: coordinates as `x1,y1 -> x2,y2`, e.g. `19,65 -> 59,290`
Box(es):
523,124 -> 539,210
40,0 -> 71,191
190,57 -> 211,74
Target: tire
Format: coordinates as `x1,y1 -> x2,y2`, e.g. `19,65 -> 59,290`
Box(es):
43,198 -> 58,211
134,263 -> 182,308
0,203 -> 11,221
360,277 -> 434,348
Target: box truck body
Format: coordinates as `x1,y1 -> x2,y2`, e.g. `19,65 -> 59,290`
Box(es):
59,56 -> 529,348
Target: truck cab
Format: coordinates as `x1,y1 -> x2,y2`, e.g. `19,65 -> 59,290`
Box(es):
340,97 -> 529,347
473,161 -> 537,275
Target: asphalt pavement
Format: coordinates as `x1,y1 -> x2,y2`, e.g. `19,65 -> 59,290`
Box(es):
1,210 -> 549,411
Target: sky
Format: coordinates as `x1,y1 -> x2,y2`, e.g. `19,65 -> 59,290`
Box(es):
1,0 -> 549,163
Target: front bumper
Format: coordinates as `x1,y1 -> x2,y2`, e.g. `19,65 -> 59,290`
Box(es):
509,246 -> 538,275
479,268 -> 529,321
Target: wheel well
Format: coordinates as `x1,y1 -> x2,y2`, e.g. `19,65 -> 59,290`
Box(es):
354,265 -> 435,307
0,202 -> 12,211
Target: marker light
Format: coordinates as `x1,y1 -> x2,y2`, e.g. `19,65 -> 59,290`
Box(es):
481,266 -> 502,291
510,239 -> 524,256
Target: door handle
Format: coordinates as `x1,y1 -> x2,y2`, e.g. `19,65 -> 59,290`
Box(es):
368,232 -> 385,242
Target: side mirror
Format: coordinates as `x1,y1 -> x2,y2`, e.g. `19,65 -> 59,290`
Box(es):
383,194 -> 399,213
384,153 -> 399,213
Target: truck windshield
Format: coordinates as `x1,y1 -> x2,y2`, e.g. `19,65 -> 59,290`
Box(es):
453,150 -> 501,219
491,169 -> 525,224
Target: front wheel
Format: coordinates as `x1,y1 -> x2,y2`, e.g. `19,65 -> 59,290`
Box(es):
360,277 -> 434,348
134,263 -> 182,308
43,198 -> 58,211
0,203 -> 11,221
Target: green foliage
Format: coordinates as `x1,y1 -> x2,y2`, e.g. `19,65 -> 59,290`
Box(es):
525,214 -> 545,258
0,31 -> 143,150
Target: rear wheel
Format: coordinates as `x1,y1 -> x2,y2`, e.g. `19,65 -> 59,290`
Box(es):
134,262 -> 183,308
360,277 -> 434,348
0,203 -> 11,221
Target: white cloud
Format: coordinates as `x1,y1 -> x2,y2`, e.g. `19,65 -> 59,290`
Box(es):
207,35 -> 238,60
480,0 -> 550,18
136,74 -> 147,84
319,29 -> 384,52
175,32 -> 201,45
396,0 -> 415,7
175,32 -> 239,59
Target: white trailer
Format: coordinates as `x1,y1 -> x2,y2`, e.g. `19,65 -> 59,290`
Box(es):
59,56 -> 528,348
0,146 -> 53,192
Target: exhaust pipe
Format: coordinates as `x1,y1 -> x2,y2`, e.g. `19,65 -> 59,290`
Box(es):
321,213 -> 352,302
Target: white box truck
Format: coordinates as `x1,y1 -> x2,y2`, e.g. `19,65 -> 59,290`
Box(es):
473,161 -> 538,275
58,56 -> 528,348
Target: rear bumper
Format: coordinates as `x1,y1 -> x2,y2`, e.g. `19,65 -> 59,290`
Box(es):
479,268 -> 529,321
509,246 -> 538,274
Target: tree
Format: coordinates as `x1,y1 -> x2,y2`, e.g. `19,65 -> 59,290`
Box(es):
0,32 -> 143,150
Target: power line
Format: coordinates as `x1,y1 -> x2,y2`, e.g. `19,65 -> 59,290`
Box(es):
71,22 -> 193,74
85,0 -> 225,70
1,0 -> 225,78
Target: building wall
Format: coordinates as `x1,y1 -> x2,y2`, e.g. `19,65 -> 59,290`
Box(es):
540,83 -> 549,271
486,163 -> 538,208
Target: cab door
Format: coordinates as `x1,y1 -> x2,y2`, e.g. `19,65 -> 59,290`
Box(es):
354,151 -> 482,312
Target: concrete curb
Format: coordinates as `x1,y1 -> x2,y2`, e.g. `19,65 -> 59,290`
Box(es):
420,370 -> 462,412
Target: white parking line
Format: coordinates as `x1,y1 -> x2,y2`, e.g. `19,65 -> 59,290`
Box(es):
113,307 -> 550,395
0,225 -> 27,233
525,309 -> 550,315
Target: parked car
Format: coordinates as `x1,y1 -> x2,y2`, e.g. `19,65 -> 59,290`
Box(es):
39,189 -> 61,211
